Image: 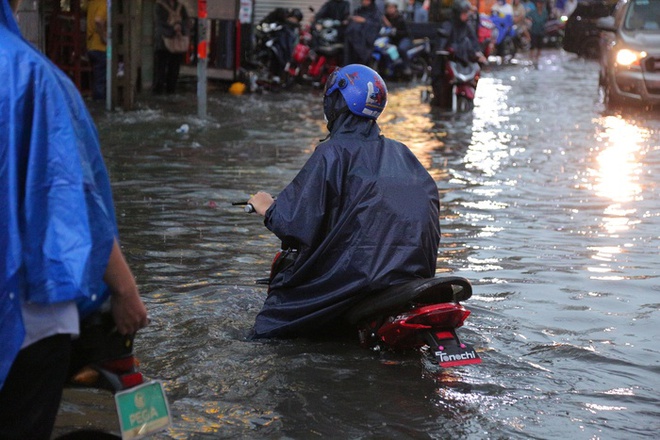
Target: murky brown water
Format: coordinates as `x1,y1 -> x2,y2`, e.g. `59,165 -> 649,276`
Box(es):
54,50 -> 659,439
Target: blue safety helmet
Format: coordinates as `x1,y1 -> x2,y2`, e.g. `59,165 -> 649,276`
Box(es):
324,64 -> 388,120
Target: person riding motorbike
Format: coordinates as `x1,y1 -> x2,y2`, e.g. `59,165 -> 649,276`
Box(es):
247,64 -> 440,339
438,0 -> 487,65
430,0 -> 486,107
344,0 -> 385,65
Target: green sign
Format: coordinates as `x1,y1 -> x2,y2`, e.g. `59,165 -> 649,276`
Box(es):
115,381 -> 171,439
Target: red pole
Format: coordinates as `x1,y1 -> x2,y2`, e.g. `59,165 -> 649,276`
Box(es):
197,0 -> 208,118
197,0 -> 208,61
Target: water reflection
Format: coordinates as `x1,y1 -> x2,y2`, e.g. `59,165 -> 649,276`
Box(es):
467,78 -> 517,178
593,116 -> 646,205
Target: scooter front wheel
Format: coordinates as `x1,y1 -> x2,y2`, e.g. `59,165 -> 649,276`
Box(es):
456,95 -> 474,112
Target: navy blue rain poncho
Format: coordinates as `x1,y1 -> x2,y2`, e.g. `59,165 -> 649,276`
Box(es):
344,2 -> 383,65
253,108 -> 440,339
1,0 -> 118,388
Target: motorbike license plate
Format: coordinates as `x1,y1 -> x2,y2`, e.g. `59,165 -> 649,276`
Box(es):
115,380 -> 172,439
434,342 -> 482,368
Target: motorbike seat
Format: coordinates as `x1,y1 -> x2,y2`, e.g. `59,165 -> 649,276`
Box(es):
316,43 -> 344,57
345,276 -> 472,325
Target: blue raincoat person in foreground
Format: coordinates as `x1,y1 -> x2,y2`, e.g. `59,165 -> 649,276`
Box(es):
248,64 -> 440,339
0,1 -> 147,437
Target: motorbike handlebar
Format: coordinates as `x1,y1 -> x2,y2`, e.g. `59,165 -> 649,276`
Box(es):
231,201 -> 256,213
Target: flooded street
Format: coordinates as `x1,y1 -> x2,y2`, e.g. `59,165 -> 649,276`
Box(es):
54,50 -> 659,439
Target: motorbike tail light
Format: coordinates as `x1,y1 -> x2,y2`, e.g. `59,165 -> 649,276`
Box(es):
406,304 -> 470,329
100,355 -> 144,390
100,355 -> 140,373
120,372 -> 145,389
70,355 -> 144,391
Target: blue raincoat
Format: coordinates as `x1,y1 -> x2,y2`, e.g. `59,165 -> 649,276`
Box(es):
1,1 -> 117,389
253,111 -> 440,338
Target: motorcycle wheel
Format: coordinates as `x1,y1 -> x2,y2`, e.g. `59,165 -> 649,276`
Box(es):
410,56 -> 430,83
580,36 -> 600,60
499,37 -> 516,63
456,96 -> 474,112
280,65 -> 297,89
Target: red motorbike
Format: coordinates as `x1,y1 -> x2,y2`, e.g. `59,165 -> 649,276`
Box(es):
429,47 -> 481,112
281,21 -> 313,86
346,276 -> 481,368
237,201 -> 481,368
304,18 -> 345,87
63,304 -> 171,439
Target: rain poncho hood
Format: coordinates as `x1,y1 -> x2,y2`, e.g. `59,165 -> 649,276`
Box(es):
1,0 -> 117,388
253,111 -> 440,338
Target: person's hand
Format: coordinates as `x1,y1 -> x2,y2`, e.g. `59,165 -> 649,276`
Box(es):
111,286 -> 148,335
248,191 -> 275,216
351,15 -> 366,23
104,240 -> 149,335
476,52 -> 488,65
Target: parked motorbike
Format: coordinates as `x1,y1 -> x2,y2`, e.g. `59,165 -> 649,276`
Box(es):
370,27 -> 432,82
252,15 -> 300,91
490,13 -> 517,62
237,201 -> 481,368
282,21 -> 313,86
304,18 -> 345,87
477,13 -> 495,58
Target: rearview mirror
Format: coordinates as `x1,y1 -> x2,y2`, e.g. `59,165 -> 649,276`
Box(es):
596,16 -> 617,32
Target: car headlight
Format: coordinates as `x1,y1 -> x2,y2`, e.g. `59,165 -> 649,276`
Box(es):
615,49 -> 647,67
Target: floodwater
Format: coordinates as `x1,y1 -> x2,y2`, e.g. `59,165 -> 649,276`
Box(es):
54,50 -> 659,439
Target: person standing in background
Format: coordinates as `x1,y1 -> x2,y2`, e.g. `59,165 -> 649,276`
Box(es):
0,1 -> 149,438
86,0 -> 107,100
411,0 -> 429,23
153,0 -> 191,94
512,0 -> 531,47
527,0 -> 548,67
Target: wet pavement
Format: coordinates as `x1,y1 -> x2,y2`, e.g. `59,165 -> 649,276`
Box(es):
54,49 -> 659,439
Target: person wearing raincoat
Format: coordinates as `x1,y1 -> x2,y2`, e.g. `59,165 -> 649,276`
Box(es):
0,1 -> 148,438
344,0 -> 385,65
248,64 -> 440,339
